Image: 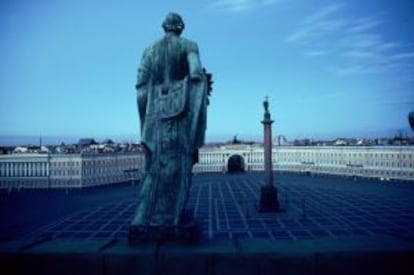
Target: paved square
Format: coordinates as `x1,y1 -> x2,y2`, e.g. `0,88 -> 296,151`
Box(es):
23,172 -> 414,241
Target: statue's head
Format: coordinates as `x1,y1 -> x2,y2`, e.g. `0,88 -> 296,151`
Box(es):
162,12 -> 185,35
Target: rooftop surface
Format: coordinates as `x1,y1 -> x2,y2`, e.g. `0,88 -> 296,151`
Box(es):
1,172 -> 414,242
1,173 -> 414,274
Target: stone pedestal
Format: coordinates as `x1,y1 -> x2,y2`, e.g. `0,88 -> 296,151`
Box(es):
129,210 -> 201,245
259,185 -> 279,212
128,222 -> 201,245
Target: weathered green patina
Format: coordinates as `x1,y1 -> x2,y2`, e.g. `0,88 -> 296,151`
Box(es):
130,13 -> 210,241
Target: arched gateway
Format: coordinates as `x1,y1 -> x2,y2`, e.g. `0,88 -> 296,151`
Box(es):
226,154 -> 245,173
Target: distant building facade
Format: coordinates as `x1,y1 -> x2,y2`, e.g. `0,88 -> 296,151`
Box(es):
0,152 -> 144,189
1,144 -> 413,189
193,144 -> 414,181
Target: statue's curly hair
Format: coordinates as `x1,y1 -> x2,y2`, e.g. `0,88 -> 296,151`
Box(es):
162,12 -> 185,35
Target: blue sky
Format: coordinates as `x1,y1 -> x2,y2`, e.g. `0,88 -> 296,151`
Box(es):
1,0 -> 413,144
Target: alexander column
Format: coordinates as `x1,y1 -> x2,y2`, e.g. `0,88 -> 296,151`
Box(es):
259,97 -> 279,212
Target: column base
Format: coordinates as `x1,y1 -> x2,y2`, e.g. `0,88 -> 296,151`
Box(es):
258,185 -> 279,212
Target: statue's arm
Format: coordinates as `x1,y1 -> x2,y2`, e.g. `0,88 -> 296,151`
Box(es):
186,42 -> 203,81
136,47 -> 152,89
136,47 -> 152,132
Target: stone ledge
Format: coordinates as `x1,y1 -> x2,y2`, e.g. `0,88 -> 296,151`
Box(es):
1,236 -> 413,275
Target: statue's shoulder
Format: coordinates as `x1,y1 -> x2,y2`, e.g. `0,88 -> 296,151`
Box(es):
142,37 -> 167,58
144,40 -> 160,55
179,37 -> 199,53
140,45 -> 154,62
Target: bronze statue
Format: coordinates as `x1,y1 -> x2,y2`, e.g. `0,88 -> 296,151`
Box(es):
129,12 -> 211,242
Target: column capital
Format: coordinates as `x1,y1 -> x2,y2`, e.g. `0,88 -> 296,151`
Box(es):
261,119 -> 274,125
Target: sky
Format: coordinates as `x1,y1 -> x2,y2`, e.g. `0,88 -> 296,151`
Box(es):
1,0 -> 413,145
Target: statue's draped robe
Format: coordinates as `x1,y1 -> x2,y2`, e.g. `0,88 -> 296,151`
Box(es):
132,33 -> 208,227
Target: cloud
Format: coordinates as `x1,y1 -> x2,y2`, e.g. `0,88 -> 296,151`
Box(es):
285,18 -> 347,45
329,65 -> 387,76
384,98 -> 414,106
348,17 -> 382,33
391,52 -> 414,60
303,4 -> 344,24
285,4 -> 347,47
262,0 -> 285,5
211,0 -> 252,12
304,50 -> 328,57
285,4 -> 414,77
211,0 -> 284,13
